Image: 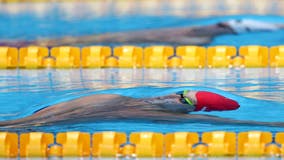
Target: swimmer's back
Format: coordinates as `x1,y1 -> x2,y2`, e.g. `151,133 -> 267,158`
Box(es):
33,94 -> 132,115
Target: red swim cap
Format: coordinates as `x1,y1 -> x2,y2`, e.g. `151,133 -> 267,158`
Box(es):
194,91 -> 240,111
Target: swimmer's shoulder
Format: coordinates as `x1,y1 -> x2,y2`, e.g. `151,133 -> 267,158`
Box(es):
81,94 -> 133,102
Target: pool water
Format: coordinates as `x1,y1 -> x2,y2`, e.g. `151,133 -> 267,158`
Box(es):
1,3 -> 284,47
0,68 -> 284,133
0,2 -> 284,134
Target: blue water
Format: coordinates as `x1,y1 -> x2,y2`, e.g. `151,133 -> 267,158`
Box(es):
0,68 -> 284,133
0,3 -> 284,47
1,3 -> 284,134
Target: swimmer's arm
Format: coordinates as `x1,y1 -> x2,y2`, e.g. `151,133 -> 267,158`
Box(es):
157,104 -> 195,113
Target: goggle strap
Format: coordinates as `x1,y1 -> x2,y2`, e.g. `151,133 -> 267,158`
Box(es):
184,97 -> 193,106
183,90 -> 194,106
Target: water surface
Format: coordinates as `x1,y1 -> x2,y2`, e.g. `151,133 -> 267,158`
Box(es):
0,68 -> 283,133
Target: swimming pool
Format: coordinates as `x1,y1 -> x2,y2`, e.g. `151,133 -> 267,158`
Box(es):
0,68 -> 283,133
1,2 -> 284,47
1,1 -> 284,158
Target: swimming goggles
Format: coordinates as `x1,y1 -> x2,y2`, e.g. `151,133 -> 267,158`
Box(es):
176,90 -> 194,106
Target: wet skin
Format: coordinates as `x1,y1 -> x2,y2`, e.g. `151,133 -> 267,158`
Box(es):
0,94 -> 283,129
0,23 -> 233,47
1,20 -> 284,47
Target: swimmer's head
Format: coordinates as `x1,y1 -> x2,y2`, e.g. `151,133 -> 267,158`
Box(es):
225,19 -> 279,34
176,90 -> 239,111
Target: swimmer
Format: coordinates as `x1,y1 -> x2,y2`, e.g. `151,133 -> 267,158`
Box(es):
1,90 -> 238,128
1,19 -> 284,47
0,90 -> 283,130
